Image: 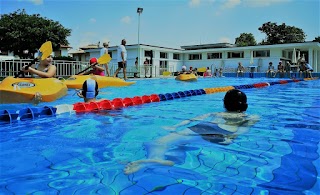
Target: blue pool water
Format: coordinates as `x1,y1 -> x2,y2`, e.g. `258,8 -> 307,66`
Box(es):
0,77 -> 319,194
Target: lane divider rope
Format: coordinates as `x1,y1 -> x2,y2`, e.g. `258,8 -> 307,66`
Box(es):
0,78 -> 315,124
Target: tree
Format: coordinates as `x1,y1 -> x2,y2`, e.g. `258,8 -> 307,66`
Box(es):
235,33 -> 257,47
0,9 -> 71,58
258,22 -> 305,45
313,36 -> 320,42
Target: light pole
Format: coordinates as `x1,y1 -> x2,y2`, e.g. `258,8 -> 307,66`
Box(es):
137,7 -> 143,77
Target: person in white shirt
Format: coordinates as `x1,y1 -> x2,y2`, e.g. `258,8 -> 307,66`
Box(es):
305,62 -> 313,78
113,39 -> 127,80
100,42 -> 110,76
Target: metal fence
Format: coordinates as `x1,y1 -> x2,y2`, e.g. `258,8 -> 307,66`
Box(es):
0,60 -> 174,78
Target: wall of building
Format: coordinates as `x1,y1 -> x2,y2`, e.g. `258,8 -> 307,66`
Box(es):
69,42 -> 320,75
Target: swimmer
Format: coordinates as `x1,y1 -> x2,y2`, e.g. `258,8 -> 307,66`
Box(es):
124,89 -> 259,174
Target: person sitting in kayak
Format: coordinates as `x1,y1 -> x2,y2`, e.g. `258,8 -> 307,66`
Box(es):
22,55 -> 56,78
177,65 -> 191,75
77,78 -> 99,102
79,57 -> 105,76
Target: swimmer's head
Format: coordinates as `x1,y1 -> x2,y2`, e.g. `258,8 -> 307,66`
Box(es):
81,79 -> 99,99
223,89 -> 248,112
182,65 -> 186,71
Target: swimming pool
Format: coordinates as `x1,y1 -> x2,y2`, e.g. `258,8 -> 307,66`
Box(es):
0,77 -> 319,194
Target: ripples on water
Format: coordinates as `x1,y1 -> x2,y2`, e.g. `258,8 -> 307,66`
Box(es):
0,77 -> 319,194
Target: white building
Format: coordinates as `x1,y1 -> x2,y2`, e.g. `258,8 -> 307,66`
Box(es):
70,41 -> 320,76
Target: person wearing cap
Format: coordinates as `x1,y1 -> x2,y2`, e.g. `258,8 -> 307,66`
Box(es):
273,61 -> 284,78
266,62 -> 275,78
77,78 -> 99,102
177,65 -> 188,75
113,39 -> 128,80
124,89 -> 259,175
79,57 -> 105,76
100,42 -> 110,76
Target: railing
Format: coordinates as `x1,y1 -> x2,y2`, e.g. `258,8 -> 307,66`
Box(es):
0,60 -> 173,78
53,60 -> 89,77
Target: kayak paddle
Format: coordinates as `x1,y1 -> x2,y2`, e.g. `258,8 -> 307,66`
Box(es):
76,54 -> 112,75
15,41 -> 53,78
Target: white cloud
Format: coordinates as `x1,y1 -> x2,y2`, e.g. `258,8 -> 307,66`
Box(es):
189,0 -> 201,7
30,0 -> 43,5
218,37 -> 232,43
89,18 -> 96,23
221,0 -> 241,9
18,0 -> 43,5
243,0 -> 291,7
189,0 -> 216,7
121,16 -> 131,24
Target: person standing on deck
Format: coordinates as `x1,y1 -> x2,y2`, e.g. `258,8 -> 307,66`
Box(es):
113,39 -> 128,80
134,57 -> 140,78
100,42 -> 110,77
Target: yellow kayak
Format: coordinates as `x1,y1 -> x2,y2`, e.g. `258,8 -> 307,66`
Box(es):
63,75 -> 136,89
0,76 -> 68,104
175,73 -> 197,82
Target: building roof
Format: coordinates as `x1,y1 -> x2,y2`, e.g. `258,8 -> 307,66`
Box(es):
181,43 -> 236,50
68,49 -> 86,54
60,44 -> 72,48
80,44 -> 100,50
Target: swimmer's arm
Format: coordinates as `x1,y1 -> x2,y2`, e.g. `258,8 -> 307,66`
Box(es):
246,114 -> 260,126
163,113 -> 213,131
77,91 -> 84,98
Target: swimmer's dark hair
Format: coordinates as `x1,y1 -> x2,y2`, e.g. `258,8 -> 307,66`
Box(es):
223,89 -> 248,112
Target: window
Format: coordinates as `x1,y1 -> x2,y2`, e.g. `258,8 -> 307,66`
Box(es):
160,52 -> 168,59
189,54 -> 202,60
253,50 -> 270,57
207,52 -> 222,59
227,51 -> 244,58
288,51 -> 293,60
144,50 -> 153,57
160,60 -> 168,68
108,51 -> 112,58
159,60 -> 168,75
173,53 -> 180,60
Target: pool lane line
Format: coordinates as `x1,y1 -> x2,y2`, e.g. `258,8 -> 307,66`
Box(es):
0,78 -> 318,124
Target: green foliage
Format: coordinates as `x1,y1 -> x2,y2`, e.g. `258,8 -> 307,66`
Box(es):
0,9 -> 71,58
235,33 -> 257,46
53,56 -> 76,61
313,36 -> 320,42
258,22 -> 305,45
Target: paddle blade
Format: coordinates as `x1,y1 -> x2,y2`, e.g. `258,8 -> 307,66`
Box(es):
162,71 -> 171,76
197,67 -> 207,73
39,41 -> 53,60
97,54 -> 111,64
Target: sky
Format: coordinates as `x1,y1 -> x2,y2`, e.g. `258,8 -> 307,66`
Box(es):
1,0 -> 319,50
